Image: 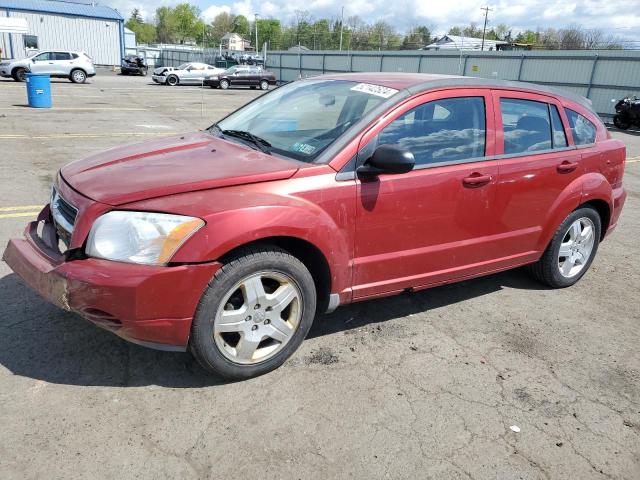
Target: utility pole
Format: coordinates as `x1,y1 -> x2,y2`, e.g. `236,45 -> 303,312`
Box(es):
254,13 -> 259,54
480,5 -> 492,51
339,6 -> 344,51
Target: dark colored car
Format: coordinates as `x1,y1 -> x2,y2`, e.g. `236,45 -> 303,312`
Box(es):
3,73 -> 627,380
613,95 -> 640,130
204,66 -> 276,90
121,55 -> 148,76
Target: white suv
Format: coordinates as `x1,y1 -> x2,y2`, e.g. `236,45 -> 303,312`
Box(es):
0,50 -> 96,83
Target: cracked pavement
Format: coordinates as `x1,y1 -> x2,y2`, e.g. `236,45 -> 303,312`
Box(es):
0,71 -> 639,479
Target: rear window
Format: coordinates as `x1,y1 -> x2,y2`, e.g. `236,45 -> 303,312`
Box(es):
566,109 -> 597,145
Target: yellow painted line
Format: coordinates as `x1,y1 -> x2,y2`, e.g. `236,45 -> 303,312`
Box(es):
0,132 -> 178,139
0,211 -> 40,219
0,205 -> 43,212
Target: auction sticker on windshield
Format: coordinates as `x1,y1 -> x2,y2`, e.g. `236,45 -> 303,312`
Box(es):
350,83 -> 398,98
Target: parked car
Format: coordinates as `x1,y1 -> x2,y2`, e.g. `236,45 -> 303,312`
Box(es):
152,62 -> 224,86
121,55 -> 148,76
613,95 -> 640,130
3,73 -> 627,380
0,50 -> 95,83
204,66 -> 276,90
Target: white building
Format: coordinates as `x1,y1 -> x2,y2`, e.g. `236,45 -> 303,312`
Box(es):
424,35 -> 508,51
0,0 -> 124,65
221,32 -> 250,52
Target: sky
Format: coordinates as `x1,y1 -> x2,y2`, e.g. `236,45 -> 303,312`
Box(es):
103,0 -> 639,42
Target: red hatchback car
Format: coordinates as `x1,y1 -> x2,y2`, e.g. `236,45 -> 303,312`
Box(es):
4,73 -> 626,379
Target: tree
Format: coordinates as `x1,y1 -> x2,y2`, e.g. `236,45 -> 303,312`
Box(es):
155,6 -> 178,43
515,30 -> 537,45
126,9 -> 156,44
173,3 -> 201,44
233,15 -> 250,37
211,12 -> 236,45
402,26 -> 432,49
257,19 -> 282,50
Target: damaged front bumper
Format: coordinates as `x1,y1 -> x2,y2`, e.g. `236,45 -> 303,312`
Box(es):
3,208 -> 221,351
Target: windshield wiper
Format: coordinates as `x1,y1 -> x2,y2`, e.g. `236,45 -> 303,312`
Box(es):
221,129 -> 272,154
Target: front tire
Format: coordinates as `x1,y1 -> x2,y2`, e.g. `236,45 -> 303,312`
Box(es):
219,79 -> 230,90
70,69 -> 87,83
259,80 -> 269,90
166,74 -> 179,86
12,68 -> 27,82
529,207 -> 601,288
190,246 -> 317,379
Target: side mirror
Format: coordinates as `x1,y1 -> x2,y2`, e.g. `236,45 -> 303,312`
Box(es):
31,58 -> 36,63
357,144 -> 415,177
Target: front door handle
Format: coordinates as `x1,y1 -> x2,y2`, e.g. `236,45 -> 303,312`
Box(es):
557,160 -> 578,173
462,172 -> 492,188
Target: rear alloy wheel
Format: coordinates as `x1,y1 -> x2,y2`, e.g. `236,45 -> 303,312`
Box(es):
166,74 -> 179,86
190,247 -> 317,379
70,69 -> 87,83
13,68 -> 27,82
259,80 -> 269,90
529,207 -> 601,288
220,79 -> 230,90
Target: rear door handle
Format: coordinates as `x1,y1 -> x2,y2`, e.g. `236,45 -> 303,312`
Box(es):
462,173 -> 493,188
557,161 -> 578,173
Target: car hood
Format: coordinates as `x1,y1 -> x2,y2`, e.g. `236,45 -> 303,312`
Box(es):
60,132 -> 301,206
153,66 -> 176,75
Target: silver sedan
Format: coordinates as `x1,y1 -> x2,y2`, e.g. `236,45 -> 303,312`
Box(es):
152,62 -> 225,86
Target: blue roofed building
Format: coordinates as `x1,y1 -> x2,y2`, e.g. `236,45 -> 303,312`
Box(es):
0,0 -> 124,64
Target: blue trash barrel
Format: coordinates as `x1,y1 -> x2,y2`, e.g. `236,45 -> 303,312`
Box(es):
26,73 -> 52,108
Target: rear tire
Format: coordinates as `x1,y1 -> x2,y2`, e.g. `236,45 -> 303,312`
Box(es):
528,207 -> 601,288
190,246 -> 317,379
166,74 -> 179,86
12,67 -> 27,82
70,69 -> 87,83
613,115 -> 631,130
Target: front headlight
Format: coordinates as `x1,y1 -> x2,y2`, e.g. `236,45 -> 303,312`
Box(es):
208,76 -> 218,80
86,211 -> 204,265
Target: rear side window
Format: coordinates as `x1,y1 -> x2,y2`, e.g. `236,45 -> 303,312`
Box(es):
566,109 -> 597,145
53,52 -> 71,60
549,105 -> 568,148
72,53 -> 79,59
378,96 -> 486,166
501,98 -> 551,154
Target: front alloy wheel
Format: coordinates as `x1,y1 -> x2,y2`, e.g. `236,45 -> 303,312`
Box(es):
190,246 -> 317,379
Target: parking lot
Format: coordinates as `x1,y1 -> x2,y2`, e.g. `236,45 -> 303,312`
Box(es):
0,70 -> 639,479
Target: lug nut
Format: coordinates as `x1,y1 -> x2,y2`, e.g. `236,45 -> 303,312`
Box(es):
264,319 -> 270,325
255,304 -> 261,309
245,316 -> 252,321
265,306 -> 272,311
251,325 -> 258,331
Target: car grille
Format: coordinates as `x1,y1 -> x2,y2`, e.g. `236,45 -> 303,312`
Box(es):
51,187 -> 77,244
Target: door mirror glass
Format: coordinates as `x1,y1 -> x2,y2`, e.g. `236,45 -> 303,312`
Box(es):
357,144 -> 415,176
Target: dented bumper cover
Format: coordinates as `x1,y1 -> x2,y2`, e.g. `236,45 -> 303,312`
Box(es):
3,218 -> 222,351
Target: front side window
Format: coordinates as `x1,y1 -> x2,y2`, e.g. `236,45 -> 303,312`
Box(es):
32,52 -> 51,61
501,98 -> 552,154
378,97 -> 486,166
23,35 -> 38,49
566,109 -> 597,145
215,79 -> 393,162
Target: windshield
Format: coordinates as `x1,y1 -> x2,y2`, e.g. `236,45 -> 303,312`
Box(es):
214,79 -> 396,162
177,63 -> 189,70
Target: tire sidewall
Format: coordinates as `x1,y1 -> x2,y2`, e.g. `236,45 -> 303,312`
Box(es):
260,80 -> 269,90
13,68 -> 26,82
191,250 -> 317,379
166,74 -> 178,86
613,115 -> 630,130
220,79 -> 229,89
547,207 -> 601,287
70,69 -> 86,83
